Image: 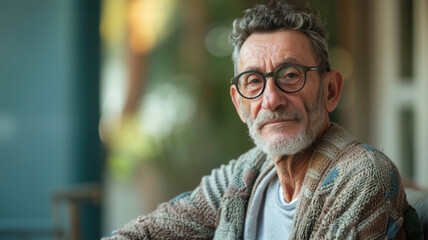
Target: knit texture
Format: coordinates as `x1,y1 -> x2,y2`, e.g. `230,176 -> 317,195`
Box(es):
103,124 -> 422,240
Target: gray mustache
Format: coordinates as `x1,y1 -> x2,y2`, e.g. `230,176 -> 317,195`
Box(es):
253,108 -> 303,129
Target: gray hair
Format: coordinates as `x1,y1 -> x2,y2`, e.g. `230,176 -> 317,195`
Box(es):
229,1 -> 330,75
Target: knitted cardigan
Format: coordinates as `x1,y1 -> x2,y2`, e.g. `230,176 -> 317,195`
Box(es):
104,124 -> 422,239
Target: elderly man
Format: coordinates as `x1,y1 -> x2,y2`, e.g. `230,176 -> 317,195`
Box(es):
104,1 -> 422,239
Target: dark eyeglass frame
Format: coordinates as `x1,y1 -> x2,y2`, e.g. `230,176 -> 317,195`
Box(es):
230,63 -> 330,99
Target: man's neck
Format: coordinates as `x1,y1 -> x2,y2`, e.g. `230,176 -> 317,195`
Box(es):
273,122 -> 331,203
273,151 -> 311,203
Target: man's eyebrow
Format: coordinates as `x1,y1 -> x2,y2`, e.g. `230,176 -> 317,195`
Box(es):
241,65 -> 262,72
275,57 -> 300,68
240,58 -> 301,72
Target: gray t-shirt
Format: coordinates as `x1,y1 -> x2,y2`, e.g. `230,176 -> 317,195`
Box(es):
244,168 -> 298,240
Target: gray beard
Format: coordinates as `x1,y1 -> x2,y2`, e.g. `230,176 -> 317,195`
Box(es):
242,88 -> 325,156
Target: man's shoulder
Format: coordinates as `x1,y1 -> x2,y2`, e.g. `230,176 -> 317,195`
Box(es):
235,146 -> 267,166
338,142 -> 397,174
220,146 -> 268,183
205,147 -> 266,177
319,124 -> 401,189
199,147 -> 267,211
201,147 -> 266,185
323,124 -> 398,175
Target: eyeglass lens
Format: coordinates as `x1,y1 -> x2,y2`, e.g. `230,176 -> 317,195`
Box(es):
237,65 -> 305,98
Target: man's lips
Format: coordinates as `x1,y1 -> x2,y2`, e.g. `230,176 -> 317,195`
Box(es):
260,119 -> 296,129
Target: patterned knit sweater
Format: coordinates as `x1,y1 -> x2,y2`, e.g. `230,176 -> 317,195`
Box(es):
103,124 -> 422,239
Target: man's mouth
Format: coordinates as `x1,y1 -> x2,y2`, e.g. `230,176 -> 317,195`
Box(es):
259,118 -> 296,130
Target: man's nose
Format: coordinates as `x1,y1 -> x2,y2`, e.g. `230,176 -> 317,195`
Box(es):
261,76 -> 287,110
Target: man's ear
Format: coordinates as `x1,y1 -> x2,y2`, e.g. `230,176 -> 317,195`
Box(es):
230,86 -> 247,124
324,70 -> 343,112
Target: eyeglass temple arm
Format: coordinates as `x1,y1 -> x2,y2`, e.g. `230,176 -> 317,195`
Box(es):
309,66 -> 331,71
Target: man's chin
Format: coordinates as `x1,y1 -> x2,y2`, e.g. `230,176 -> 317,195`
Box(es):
253,133 -> 314,156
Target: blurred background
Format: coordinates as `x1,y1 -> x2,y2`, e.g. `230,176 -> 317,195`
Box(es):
0,0 -> 426,239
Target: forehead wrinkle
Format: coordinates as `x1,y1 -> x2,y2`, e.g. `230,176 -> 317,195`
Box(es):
277,57 -> 301,67
238,31 -> 317,73
241,57 -> 302,74
240,55 -> 305,73
240,51 -> 293,70
239,39 -> 288,70
238,45 -> 271,71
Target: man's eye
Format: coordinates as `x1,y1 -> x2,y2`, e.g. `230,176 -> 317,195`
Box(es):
247,77 -> 262,84
278,70 -> 301,82
242,74 -> 263,85
285,73 -> 298,79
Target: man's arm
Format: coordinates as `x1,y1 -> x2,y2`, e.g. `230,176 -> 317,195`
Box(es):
102,160 -> 238,240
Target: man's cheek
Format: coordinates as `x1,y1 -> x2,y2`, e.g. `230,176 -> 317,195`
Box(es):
241,99 -> 252,118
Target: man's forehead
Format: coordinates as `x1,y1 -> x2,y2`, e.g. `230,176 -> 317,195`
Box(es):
238,31 -> 314,70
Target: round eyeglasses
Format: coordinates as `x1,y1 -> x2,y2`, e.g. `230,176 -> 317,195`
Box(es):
230,64 -> 330,99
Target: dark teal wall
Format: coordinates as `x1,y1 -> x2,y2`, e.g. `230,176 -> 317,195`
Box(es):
0,0 -> 101,239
